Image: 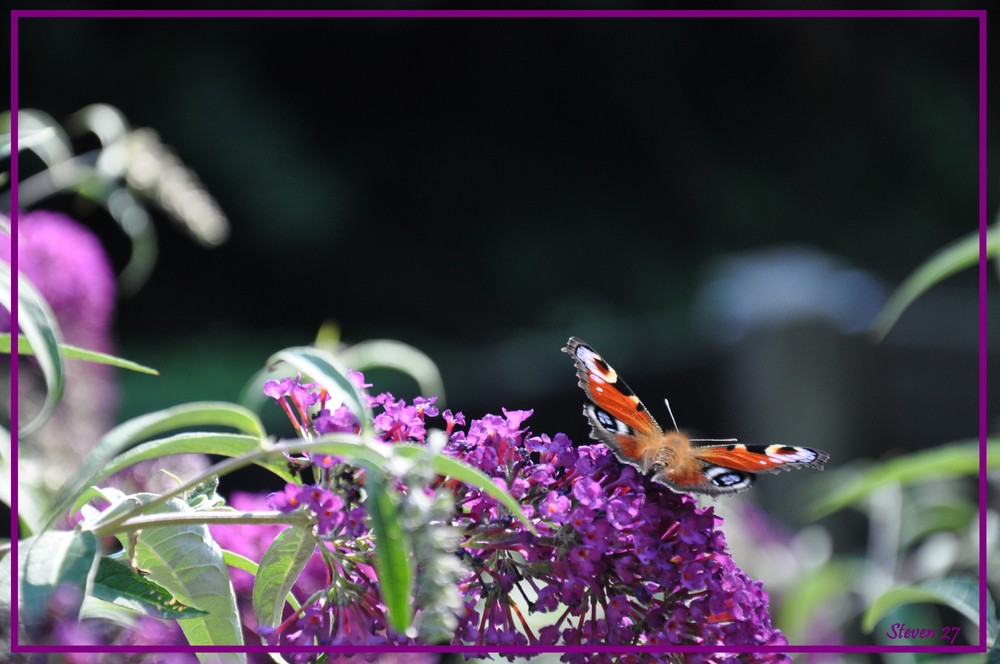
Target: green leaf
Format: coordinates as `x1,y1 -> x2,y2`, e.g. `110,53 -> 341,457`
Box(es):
115,496 -> 244,658
901,501 -> 977,549
1,333 -> 159,374
395,444 -> 537,534
19,530 -> 100,638
273,434 -> 390,469
68,432 -> 293,516
267,346 -> 371,430
223,550 -> 301,614
223,549 -> 260,576
91,556 -> 209,620
43,401 -> 267,532
79,594 -> 142,629
339,339 -> 446,406
365,470 -> 414,634
871,225 -> 1000,340
252,526 -> 315,631
863,577 -> 996,642
0,264 -> 64,436
812,439 -> 994,518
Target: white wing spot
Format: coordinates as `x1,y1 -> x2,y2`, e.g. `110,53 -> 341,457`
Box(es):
765,445 -> 818,463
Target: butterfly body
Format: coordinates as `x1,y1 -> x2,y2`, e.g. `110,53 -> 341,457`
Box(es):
563,337 -> 829,496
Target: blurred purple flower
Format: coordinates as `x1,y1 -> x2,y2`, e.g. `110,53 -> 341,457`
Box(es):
0,211 -> 120,457
0,210 -> 115,351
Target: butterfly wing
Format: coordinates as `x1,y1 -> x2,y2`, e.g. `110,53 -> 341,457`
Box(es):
675,444 -> 828,495
665,465 -> 757,495
692,443 -> 829,475
563,337 -> 662,471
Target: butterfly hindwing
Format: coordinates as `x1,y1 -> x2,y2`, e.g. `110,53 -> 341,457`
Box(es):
582,403 -> 648,473
696,465 -> 756,494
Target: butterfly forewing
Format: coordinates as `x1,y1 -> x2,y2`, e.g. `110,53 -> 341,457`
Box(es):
692,443 -> 830,474
563,337 -> 662,436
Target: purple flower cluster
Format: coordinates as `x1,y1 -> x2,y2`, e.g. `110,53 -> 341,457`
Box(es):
443,415 -> 790,659
267,482 -> 367,539
257,375 -> 463,653
255,375 -> 790,661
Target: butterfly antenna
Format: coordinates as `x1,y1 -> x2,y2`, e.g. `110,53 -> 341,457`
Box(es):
663,398 -> 680,431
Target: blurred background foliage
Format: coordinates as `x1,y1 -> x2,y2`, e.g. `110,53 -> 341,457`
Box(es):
8,5 -> 995,654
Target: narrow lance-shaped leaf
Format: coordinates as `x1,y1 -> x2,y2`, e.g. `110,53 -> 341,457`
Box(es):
267,346 -> 372,432
44,401 -> 267,532
224,549 -> 301,614
365,469 -> 415,634
1,333 -> 158,374
68,432 -> 294,517
812,439 -> 997,518
252,526 -> 316,632
340,338 -> 447,406
0,264 -> 64,436
871,224 -> 1000,340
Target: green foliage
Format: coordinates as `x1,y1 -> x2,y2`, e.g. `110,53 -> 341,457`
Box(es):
43,401 -> 268,532
109,495 -> 245,660
92,556 -> 209,620
69,432 -> 293,516
863,577 -> 997,643
266,346 -> 372,429
777,560 -> 858,644
871,223 -> 999,340
364,469 -> 415,634
812,439 -> 995,518
7,107 -> 533,651
0,263 -> 64,436
241,330 -> 446,418
251,526 -> 315,630
820,217 -> 998,654
339,338 -> 447,406
16,530 -> 99,638
1,333 -> 159,374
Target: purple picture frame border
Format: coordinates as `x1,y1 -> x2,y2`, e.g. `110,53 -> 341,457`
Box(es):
7,7 -> 989,659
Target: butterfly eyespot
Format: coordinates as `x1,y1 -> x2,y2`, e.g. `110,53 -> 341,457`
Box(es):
704,465 -> 746,487
714,472 -> 744,486
765,444 -> 822,464
596,411 -> 616,428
